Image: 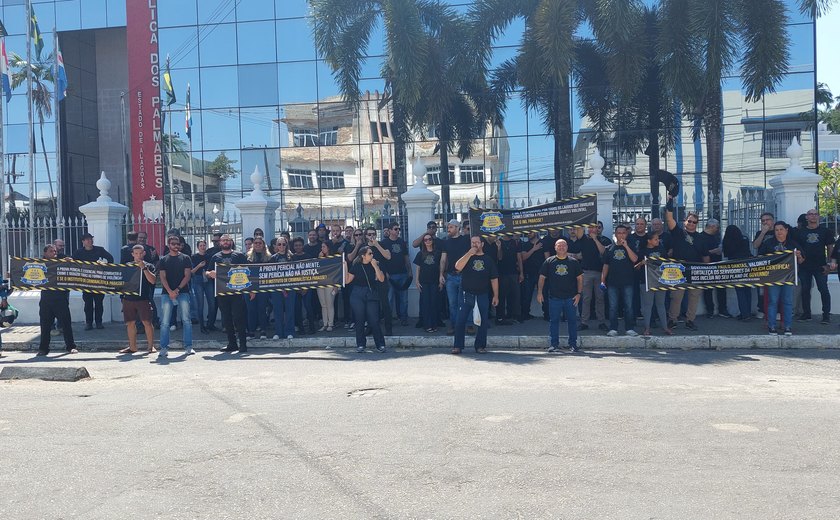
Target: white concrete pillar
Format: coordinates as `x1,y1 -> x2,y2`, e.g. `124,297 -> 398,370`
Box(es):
578,148 -> 618,240
78,171 -> 129,323
401,159 -> 440,317
236,166 -> 281,240
769,137 -> 820,225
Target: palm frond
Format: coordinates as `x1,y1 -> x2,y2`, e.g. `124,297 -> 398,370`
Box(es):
797,0 -> 836,18
532,0 -> 576,87
738,0 -> 790,102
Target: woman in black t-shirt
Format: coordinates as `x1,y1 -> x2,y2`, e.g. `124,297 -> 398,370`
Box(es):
636,233 -> 672,337
345,246 -> 387,352
190,240 -> 210,333
723,225 -> 753,320
413,233 -> 443,332
246,238 -> 271,338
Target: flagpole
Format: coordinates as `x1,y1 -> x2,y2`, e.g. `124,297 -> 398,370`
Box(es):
0,39 -> 7,279
26,0 -> 35,258
167,102 -> 175,223
53,29 -> 63,229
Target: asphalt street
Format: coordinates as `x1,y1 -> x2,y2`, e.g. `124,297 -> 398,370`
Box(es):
1,348 -> 839,519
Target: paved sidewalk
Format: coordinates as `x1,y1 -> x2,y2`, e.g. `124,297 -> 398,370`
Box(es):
3,313 -> 840,352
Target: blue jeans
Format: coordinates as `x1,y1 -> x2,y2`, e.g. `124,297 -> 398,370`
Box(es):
247,292 -> 270,333
549,297 -> 578,348
419,282 -> 439,329
454,291 -> 489,350
445,273 -> 463,325
735,287 -> 752,319
160,292 -> 192,349
191,276 -> 207,326
767,285 -> 793,329
271,291 -> 296,338
607,284 -> 635,332
388,273 -> 409,320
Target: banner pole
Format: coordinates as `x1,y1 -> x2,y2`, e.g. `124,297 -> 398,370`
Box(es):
342,252 -> 346,288
794,249 -> 798,285
644,256 -> 649,292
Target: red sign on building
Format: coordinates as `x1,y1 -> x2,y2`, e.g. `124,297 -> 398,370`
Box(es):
126,0 -> 166,248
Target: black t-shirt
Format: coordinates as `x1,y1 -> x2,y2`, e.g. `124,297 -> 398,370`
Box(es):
442,235 -> 470,273
123,261 -> 157,302
72,246 -> 114,264
459,254 -> 499,294
699,231 -> 722,262
758,238 -> 801,255
329,238 -> 351,256
209,251 -> 249,271
303,241 -> 321,259
626,232 -> 648,256
602,245 -> 635,286
380,237 -> 409,274
578,235 -> 611,271
349,262 -> 380,290
753,230 -> 774,248
539,256 -> 582,299
190,253 -> 207,277
669,226 -> 708,262
522,239 -> 546,275
795,226 -> 835,269
497,238 -> 520,275
541,233 -> 564,259
413,250 -> 442,285
157,253 -> 192,291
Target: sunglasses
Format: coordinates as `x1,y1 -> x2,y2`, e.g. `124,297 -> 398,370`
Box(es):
366,233 -> 376,236
687,220 -> 698,224
423,238 -> 433,242
354,233 -> 362,237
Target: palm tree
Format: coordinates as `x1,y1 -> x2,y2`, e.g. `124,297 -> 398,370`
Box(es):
9,50 -> 57,215
472,0 -> 585,201
659,0 -> 792,219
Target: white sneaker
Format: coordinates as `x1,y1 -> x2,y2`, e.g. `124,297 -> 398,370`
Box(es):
606,330 -> 618,337
286,335 -> 294,340
169,325 -> 176,331
756,311 -> 765,319
184,347 -> 196,355
272,334 -> 280,340
626,330 -> 638,337
260,334 -> 267,339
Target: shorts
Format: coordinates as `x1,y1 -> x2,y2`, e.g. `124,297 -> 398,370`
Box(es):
122,299 -> 153,322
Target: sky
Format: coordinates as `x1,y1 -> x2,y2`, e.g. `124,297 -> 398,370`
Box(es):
816,6 -> 840,99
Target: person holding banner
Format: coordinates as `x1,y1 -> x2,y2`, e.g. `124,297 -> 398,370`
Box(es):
118,245 -> 157,354
664,196 -> 709,331
72,232 -> 114,330
537,238 -> 582,353
758,222 -> 804,335
157,236 -> 194,359
208,235 -> 249,352
269,238 -> 296,340
345,246 -> 387,353
452,236 -> 499,355
601,225 -> 639,337
794,209 -> 834,324
636,233 -> 672,337
36,244 -> 78,357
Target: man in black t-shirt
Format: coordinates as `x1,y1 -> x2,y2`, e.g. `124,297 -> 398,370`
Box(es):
627,217 -> 648,319
72,232 -> 114,330
380,222 -> 411,325
574,226 -> 610,330
699,219 -> 731,318
664,195 -> 710,330
452,236 -> 499,354
440,220 -> 471,334
794,209 -> 835,322
538,238 -> 583,352
601,225 -> 639,336
119,245 -> 157,354
519,231 -> 544,320
207,234 -> 249,352
156,235 -> 193,359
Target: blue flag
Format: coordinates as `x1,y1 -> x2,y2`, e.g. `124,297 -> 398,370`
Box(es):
56,42 -> 67,102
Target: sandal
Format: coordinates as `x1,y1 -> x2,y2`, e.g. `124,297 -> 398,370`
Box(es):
118,347 -> 138,354
451,348 -> 461,355
475,347 -> 487,354
148,347 -> 158,353
663,328 -> 673,336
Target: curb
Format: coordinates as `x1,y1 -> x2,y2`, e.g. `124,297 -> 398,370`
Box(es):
2,334 -> 839,352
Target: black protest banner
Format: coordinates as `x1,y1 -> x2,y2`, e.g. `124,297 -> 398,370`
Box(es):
645,251 -> 797,291
468,194 -> 597,237
10,257 -> 142,295
215,254 -> 345,295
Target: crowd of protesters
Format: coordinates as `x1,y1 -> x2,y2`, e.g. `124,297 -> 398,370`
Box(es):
30,195 -> 840,357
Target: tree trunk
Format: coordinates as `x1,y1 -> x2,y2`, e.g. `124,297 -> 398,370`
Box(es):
439,139 -> 451,222
392,99 -> 408,201
704,83 -> 723,220
553,85 -> 573,201
37,117 -> 56,217
647,87 -> 662,219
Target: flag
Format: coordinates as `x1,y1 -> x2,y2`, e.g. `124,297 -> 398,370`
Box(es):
0,19 -> 8,38
29,6 -> 44,57
184,83 -> 192,141
1,39 -> 11,103
163,55 -> 175,106
56,41 -> 67,102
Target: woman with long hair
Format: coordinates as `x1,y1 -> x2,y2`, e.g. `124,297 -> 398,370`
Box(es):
269,237 -> 296,340
413,232 -> 443,332
245,237 -> 271,339
316,242 -> 338,331
758,221 -> 805,335
636,233 -> 672,337
345,245 -> 386,352
722,225 -> 753,321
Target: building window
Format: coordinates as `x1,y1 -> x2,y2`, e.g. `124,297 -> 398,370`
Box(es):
287,168 -> 314,189
460,165 -> 485,184
292,127 -> 338,147
317,170 -> 345,189
373,169 -> 391,187
426,165 -> 455,185
602,141 -> 636,166
369,122 -> 390,143
762,129 -> 801,159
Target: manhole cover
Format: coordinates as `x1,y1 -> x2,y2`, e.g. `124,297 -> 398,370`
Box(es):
347,387 -> 388,398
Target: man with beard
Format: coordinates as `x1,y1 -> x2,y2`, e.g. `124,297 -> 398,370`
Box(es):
207,234 -> 249,353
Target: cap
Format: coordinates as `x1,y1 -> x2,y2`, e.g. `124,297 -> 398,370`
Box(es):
81,232 -> 94,240
447,219 -> 461,228
317,223 -> 327,228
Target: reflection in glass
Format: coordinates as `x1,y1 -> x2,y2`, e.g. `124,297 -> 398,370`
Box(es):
202,109 -> 241,151
80,0 -> 106,29
199,23 -> 238,67
238,63 -> 279,107
200,66 -> 238,108
237,21 -> 277,64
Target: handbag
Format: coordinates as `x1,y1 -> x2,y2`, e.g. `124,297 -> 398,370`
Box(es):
472,299 -> 481,326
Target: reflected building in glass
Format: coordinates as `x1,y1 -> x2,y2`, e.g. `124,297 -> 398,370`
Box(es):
0,0 -> 818,232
